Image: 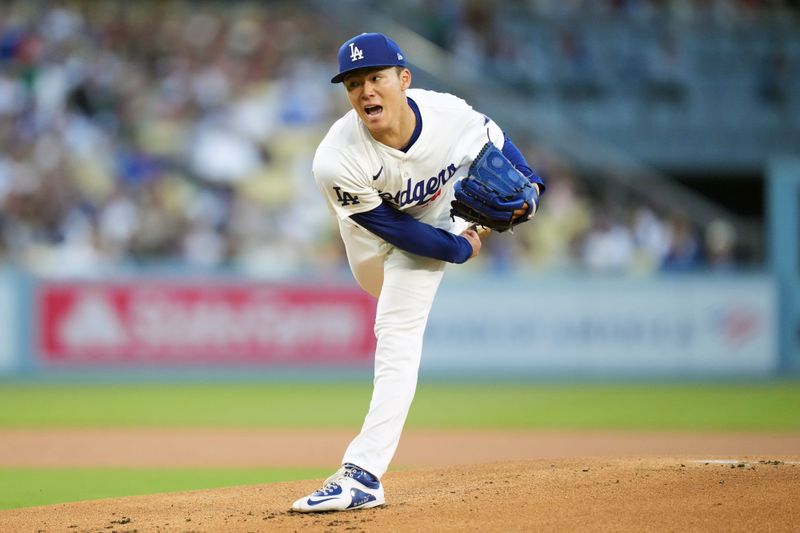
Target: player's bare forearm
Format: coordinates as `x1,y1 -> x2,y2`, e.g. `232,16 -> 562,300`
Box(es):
460,227 -> 487,259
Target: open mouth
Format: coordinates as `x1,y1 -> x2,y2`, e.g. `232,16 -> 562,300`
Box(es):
364,105 -> 383,118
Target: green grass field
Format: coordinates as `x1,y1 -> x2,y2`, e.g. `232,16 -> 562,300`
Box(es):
1,381 -> 798,510
1,381 -> 798,430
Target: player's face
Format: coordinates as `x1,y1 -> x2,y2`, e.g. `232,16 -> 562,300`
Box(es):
343,67 -> 411,135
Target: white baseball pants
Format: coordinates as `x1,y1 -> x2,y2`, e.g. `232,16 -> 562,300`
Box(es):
337,219 -> 447,479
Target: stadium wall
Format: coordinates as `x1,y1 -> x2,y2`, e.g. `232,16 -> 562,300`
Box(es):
769,158 -> 800,374
423,276 -> 777,378
0,272 -> 783,379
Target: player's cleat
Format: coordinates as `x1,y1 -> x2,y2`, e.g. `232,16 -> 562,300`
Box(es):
290,463 -> 385,512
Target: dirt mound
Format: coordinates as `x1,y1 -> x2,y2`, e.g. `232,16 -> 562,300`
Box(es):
2,457 -> 798,532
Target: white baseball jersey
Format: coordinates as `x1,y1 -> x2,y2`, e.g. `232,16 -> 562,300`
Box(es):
313,88 -> 504,232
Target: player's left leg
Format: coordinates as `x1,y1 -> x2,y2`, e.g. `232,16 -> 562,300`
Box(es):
291,249 -> 445,513
341,249 -> 446,479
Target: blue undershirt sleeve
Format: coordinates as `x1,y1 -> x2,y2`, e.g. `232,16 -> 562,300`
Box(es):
350,203 -> 473,264
502,133 -> 546,192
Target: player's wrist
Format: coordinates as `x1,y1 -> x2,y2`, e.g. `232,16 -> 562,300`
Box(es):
454,235 -> 475,264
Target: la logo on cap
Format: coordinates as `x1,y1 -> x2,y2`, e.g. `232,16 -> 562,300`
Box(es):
349,42 -> 364,62
331,33 -> 406,83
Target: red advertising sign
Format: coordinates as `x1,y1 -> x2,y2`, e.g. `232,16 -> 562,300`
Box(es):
38,281 -> 376,365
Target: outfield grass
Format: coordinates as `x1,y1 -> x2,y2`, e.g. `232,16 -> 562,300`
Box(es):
0,467 -> 328,510
0,381 -> 798,430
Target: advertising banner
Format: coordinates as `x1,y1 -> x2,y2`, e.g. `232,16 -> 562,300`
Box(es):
38,281 -> 376,366
423,277 -> 777,376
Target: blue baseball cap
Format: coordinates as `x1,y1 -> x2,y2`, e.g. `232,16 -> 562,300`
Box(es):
331,33 -> 406,84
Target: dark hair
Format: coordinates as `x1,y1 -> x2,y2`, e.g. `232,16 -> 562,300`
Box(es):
342,65 -> 409,85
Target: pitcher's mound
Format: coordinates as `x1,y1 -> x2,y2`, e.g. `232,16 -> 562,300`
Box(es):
1,457 -> 798,532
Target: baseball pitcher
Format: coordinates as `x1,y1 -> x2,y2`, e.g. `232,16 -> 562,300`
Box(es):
291,32 -> 545,512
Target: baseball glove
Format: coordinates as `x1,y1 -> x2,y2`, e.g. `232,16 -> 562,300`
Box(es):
450,142 -> 538,232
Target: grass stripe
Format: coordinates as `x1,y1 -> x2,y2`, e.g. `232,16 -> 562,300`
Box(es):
0,382 -> 797,430
0,467 -> 328,510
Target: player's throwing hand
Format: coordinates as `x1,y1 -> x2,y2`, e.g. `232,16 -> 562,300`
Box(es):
461,227 -> 484,259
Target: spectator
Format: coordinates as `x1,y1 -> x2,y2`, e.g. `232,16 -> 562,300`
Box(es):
582,212 -> 636,274
662,214 -> 702,271
705,218 -> 737,271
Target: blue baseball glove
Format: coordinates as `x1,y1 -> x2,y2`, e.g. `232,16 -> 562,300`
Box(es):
450,142 -> 539,232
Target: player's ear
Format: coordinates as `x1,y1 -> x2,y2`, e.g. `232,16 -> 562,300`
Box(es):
399,67 -> 411,90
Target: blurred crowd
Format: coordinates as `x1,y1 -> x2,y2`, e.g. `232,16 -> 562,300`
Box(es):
476,148 -> 740,276
0,1 -> 347,278
0,0 -> 779,279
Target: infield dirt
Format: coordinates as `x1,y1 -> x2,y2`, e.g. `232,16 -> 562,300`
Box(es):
1,430 -> 798,532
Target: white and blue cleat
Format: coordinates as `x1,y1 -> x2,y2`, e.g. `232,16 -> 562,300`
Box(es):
291,463 -> 385,512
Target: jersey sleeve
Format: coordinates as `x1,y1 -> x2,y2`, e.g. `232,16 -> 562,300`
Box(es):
452,110 -> 506,168
312,146 -> 383,220
501,132 -> 546,192
460,109 -> 546,193
351,202 -> 473,263
482,115 -> 506,150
